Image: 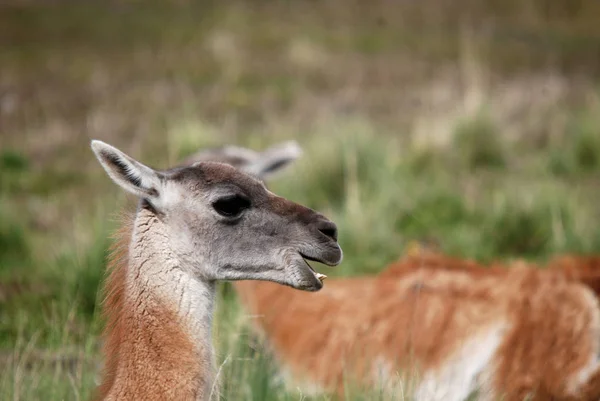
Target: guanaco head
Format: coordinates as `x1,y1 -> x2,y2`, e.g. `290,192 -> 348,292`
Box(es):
91,140 -> 342,291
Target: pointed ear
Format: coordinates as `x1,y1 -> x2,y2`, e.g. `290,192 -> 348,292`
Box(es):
182,141 -> 303,181
91,140 -> 162,201
221,141 -> 303,179
244,140 -> 303,179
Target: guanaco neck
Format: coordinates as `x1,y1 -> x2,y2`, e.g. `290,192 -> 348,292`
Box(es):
98,204 -> 217,401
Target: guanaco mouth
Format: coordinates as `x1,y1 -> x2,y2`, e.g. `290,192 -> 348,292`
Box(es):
299,252 -> 329,283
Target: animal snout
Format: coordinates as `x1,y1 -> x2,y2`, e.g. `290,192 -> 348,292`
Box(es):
316,219 -> 338,242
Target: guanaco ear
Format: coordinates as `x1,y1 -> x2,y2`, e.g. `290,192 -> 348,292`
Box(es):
185,141 -> 303,180
91,140 -> 163,201
245,140 -> 303,180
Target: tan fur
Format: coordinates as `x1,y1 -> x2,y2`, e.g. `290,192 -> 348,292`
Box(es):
548,255 -> 600,299
382,251 -> 600,301
94,214 -> 131,400
94,213 -> 204,401
234,255 -> 600,400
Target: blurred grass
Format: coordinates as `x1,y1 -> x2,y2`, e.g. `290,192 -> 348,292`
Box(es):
2,0 -> 600,399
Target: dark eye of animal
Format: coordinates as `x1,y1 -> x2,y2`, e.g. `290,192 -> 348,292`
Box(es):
212,195 -> 251,218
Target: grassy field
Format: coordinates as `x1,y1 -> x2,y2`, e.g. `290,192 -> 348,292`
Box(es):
2,1 -> 600,399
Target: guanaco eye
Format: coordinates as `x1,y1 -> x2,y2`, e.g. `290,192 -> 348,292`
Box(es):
212,195 -> 251,218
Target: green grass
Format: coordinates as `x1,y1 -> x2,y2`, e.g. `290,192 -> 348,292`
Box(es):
3,1 -> 600,399
7,120 -> 600,399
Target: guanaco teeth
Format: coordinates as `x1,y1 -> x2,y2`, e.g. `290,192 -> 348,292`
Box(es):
316,273 -> 327,283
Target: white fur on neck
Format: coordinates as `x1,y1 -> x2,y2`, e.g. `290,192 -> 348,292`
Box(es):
128,207 -> 217,397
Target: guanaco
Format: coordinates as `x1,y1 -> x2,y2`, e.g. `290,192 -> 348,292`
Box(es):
91,140 -> 342,400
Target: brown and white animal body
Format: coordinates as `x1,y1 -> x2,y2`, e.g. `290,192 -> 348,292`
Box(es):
185,142 -> 600,401
90,140 -> 342,400
234,255 -> 600,401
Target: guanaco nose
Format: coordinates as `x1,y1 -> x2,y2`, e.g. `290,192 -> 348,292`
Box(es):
316,220 -> 338,242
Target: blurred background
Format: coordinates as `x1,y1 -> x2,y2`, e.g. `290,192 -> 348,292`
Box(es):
2,0 -> 600,399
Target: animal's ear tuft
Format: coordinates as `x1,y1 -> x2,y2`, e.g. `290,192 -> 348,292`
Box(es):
91,140 -> 162,201
181,140 -> 303,181
248,140 -> 303,179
